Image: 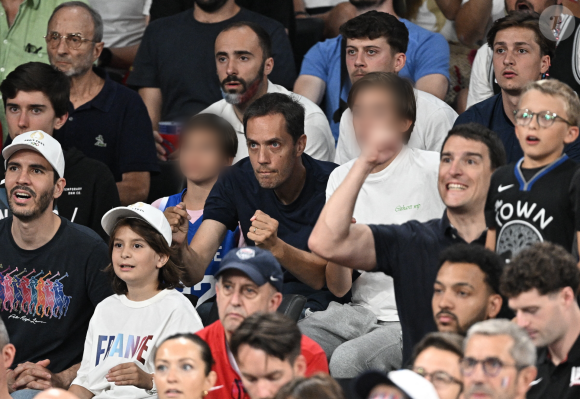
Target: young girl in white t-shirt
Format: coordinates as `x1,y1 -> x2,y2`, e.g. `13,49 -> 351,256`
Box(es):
69,203 -> 203,399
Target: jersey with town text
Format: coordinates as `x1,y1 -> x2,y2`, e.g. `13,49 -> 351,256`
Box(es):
485,156 -> 580,260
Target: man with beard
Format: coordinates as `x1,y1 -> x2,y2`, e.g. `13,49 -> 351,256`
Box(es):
0,131 -> 110,398
501,243 -> 580,399
165,93 -> 339,313
202,22 -> 335,163
46,2 -> 159,205
462,320 -> 537,399
128,0 -> 295,161
433,244 -> 503,335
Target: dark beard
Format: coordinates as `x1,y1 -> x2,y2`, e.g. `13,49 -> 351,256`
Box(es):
194,0 -> 229,12
8,186 -> 54,223
221,62 -> 265,105
350,0 -> 386,10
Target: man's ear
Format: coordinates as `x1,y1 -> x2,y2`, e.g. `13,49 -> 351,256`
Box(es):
2,344 -> 15,370
93,42 -> 105,61
54,112 -> 68,131
393,53 -> 407,73
518,366 -> 537,396
293,355 -> 307,378
540,55 -> 550,75
561,286 -> 577,308
264,57 -> 274,76
487,294 -> 503,319
53,177 -> 66,199
269,291 -> 283,312
295,134 -> 307,157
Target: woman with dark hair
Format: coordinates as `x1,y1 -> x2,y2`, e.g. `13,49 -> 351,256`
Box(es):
154,334 -> 218,399
68,203 -> 203,399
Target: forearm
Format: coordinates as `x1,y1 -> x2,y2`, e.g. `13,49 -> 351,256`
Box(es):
180,240 -> 207,286
415,74 -> 449,101
69,384 -> 95,399
138,88 -> 162,130
326,263 -> 353,297
455,0 -> 492,46
271,239 -> 327,290
55,363 -> 80,389
435,0 -> 463,20
116,174 -> 150,205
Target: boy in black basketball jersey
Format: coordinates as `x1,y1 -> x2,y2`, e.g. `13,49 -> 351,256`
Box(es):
485,79 -> 580,260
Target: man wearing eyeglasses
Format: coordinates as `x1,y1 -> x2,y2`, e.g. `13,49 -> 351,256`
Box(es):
462,319 -> 537,399
44,2 -> 159,206
484,79 -> 580,261
454,12 -> 580,164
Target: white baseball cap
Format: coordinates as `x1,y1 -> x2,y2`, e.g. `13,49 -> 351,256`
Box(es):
101,202 -> 173,245
2,130 -> 65,178
355,369 -> 439,399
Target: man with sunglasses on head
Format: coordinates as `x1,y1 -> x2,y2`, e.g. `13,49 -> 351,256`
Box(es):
484,79 -> 580,261
45,2 -> 158,206
462,319 -> 537,399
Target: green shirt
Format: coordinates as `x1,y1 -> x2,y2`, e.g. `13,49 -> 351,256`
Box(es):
0,0 -> 86,139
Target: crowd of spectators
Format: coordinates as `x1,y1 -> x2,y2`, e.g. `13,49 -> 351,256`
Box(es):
0,0 -> 580,399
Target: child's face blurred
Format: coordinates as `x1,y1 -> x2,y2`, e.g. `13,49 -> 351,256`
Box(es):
112,226 -> 168,290
179,129 -> 231,183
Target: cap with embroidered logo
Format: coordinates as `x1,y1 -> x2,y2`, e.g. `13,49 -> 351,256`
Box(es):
216,247 -> 284,292
101,202 -> 173,245
2,130 -> 65,178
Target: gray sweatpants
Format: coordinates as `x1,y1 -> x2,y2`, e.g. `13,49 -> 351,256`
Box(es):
298,302 -> 402,378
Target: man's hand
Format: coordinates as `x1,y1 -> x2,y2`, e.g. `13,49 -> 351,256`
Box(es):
12,360 -> 65,391
359,126 -> 400,167
153,130 -> 167,161
163,202 -> 190,245
248,211 -> 283,258
106,363 -> 153,390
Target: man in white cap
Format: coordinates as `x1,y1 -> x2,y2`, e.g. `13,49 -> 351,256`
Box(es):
0,131 -> 111,398
355,369 -> 440,399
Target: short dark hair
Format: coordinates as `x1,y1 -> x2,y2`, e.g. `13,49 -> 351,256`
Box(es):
487,11 -> 555,60
181,113 -> 238,159
438,244 -> 504,295
154,333 -> 214,376
441,123 -> 507,170
48,1 -> 104,42
220,21 -> 272,60
0,62 -> 69,118
500,242 -> 580,298
104,218 -> 186,295
339,10 -> 409,55
347,72 -> 416,143
409,332 -> 464,367
274,374 -> 346,399
230,312 -> 302,365
243,93 -> 305,143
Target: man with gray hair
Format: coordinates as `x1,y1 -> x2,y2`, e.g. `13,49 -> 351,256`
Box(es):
46,1 -> 159,205
462,319 -> 537,399
0,319 -> 15,399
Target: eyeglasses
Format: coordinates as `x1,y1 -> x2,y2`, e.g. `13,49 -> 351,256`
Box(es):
414,367 -> 463,388
513,109 -> 574,128
460,357 -> 522,377
44,32 -> 96,50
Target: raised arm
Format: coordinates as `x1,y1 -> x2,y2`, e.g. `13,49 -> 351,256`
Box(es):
138,87 -> 166,160
455,0 -> 493,46
326,262 -> 354,297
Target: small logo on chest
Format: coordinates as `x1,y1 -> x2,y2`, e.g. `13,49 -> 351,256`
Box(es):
94,135 -> 107,148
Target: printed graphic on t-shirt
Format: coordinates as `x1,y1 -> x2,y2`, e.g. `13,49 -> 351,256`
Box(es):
0,267 -> 72,321
96,334 -> 153,366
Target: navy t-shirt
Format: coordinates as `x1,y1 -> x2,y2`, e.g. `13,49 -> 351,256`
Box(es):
54,68 -> 159,182
128,8 -> 296,122
204,154 -> 338,310
455,93 -> 580,163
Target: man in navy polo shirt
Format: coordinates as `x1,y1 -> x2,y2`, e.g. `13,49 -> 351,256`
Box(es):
47,2 -> 159,205
309,123 -> 506,361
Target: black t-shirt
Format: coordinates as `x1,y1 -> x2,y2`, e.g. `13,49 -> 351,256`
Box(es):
369,212 -> 487,362
485,156 -> 580,260
54,68 -> 159,181
0,217 -> 112,373
528,332 -> 580,399
204,154 -> 337,310
127,8 -> 296,122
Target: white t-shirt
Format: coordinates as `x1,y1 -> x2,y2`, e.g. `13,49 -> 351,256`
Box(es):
72,290 -> 203,399
326,147 -> 445,321
412,0 -> 457,41
201,80 -> 335,164
334,89 -> 457,165
89,0 -> 152,48
304,0 -> 346,7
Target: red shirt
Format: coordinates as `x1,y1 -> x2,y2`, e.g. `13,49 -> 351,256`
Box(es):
197,321 -> 328,399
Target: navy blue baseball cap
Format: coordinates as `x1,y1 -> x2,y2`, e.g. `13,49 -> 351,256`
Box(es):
216,247 -> 284,292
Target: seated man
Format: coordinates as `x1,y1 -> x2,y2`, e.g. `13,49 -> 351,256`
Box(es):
196,247 -> 328,399
308,123 -> 506,362
409,332 -> 464,399
47,2 -> 159,205
294,0 -> 450,140
128,0 -> 296,160
433,244 -> 503,335
462,320 -> 537,399
166,93 -> 339,312
230,313 -> 308,399
501,242 -> 580,399
202,21 -> 335,163
455,12 -> 580,163
334,11 -> 458,164
298,72 -> 445,378
355,369 -> 439,399
0,62 -> 120,240
0,132 -> 111,396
